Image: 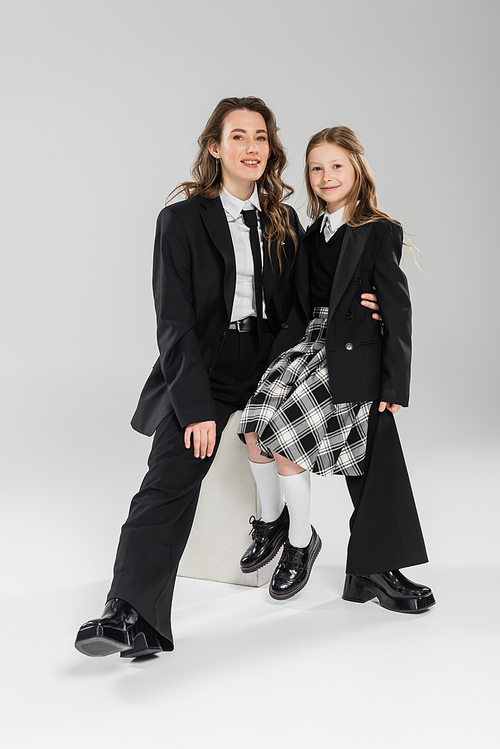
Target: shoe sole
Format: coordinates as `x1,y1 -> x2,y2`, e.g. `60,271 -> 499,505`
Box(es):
240,531 -> 288,573
269,535 -> 322,600
75,617 -> 135,657
74,634 -> 133,657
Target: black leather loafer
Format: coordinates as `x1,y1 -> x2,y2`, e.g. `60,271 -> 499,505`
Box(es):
240,506 -> 289,573
342,570 -> 436,613
75,598 -> 162,658
269,527 -> 322,600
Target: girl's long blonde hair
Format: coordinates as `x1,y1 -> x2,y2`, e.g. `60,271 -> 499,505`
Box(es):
168,96 -> 297,269
305,126 -> 419,263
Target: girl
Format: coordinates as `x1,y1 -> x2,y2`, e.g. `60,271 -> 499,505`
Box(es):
238,126 -> 434,613
74,102 -> 382,660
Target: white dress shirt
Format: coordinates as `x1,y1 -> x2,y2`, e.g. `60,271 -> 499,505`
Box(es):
219,185 -> 267,322
320,205 -> 346,242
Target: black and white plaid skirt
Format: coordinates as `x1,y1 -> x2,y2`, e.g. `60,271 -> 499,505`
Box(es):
238,307 -> 372,477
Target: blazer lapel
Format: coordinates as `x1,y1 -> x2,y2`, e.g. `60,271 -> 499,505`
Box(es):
328,223 -> 372,321
199,196 -> 235,319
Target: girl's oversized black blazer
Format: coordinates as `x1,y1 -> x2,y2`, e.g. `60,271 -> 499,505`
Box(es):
277,217 -> 412,407
131,195 -> 303,436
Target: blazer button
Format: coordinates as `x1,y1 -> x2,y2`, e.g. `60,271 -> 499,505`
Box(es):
345,342 -> 354,351
346,312 -> 354,320
281,323 -> 289,329
220,330 -> 227,338
208,367 -> 213,374
355,278 -> 362,285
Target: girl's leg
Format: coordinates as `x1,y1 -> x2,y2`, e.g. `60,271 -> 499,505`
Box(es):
243,432 -> 284,522
268,452 -> 322,600
272,452 -> 312,548
240,433 -> 289,573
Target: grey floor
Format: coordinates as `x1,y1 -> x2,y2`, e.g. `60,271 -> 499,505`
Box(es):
5,562 -> 499,748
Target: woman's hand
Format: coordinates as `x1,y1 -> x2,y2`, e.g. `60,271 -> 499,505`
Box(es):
184,420 -> 216,459
378,402 -> 401,414
360,286 -> 382,321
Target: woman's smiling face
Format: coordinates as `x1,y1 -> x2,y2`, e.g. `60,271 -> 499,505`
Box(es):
209,109 -> 270,199
308,142 -> 356,213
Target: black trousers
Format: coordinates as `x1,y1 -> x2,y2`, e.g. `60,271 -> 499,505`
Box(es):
108,329 -> 274,650
109,334 -> 428,650
345,402 -> 428,576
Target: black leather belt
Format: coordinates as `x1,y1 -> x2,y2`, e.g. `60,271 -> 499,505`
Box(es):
228,316 -> 269,333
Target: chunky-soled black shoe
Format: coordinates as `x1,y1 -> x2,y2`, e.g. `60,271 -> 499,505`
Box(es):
75,598 -> 162,658
75,598 -> 137,656
240,506 -> 289,573
269,527 -> 322,600
342,570 -> 436,613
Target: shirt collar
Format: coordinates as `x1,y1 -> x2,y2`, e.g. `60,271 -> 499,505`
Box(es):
220,184 -> 261,220
320,205 -> 346,236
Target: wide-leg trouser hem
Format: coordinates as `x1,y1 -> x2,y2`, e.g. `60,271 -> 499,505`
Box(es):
344,404 -> 428,576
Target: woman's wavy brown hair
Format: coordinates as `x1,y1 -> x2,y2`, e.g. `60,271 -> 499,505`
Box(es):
305,126 -> 419,263
168,96 -> 297,269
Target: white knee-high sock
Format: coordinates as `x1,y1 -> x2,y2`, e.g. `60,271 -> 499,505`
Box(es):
278,471 -> 312,548
248,460 -> 284,522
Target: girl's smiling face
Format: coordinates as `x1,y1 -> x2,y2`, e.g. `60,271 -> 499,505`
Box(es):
308,143 -> 356,214
209,109 -> 270,200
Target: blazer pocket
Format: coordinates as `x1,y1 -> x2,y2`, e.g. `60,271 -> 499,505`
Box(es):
358,339 -> 382,346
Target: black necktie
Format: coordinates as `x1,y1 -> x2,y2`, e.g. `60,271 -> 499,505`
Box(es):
241,208 -> 263,342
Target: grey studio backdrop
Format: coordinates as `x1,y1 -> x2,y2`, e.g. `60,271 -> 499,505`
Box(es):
1,0 -> 499,664
2,0 -> 499,592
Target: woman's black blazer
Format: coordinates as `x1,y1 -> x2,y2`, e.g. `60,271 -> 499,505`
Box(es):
131,195 -> 303,436
277,218 -> 412,407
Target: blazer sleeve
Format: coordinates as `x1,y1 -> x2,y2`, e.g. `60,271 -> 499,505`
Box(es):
372,222 -> 412,406
152,207 -> 216,428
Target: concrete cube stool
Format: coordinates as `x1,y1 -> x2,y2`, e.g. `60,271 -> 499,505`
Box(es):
178,411 -> 273,587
